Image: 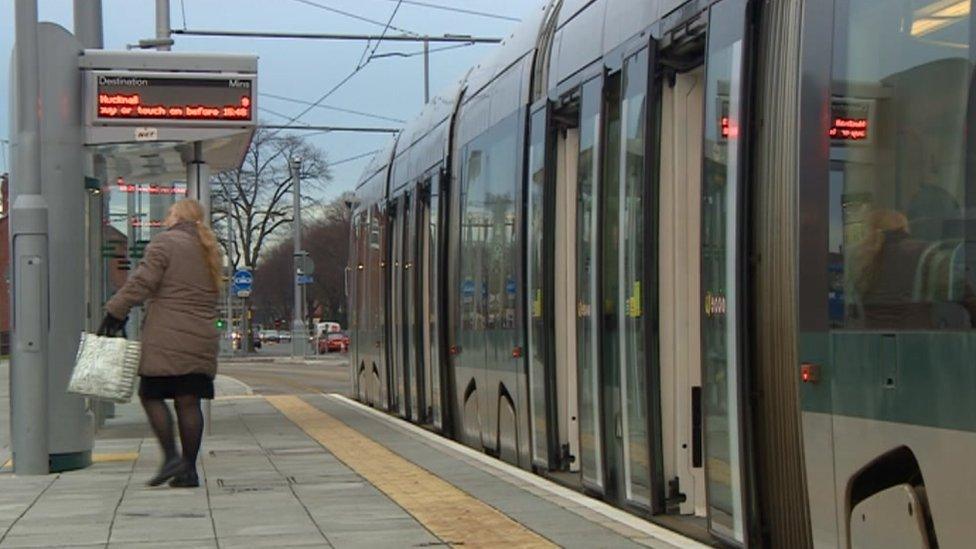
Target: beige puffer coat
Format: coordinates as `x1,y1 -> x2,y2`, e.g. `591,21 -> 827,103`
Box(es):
106,222 -> 219,377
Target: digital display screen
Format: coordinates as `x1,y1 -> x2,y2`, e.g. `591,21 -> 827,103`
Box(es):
94,73 -> 253,123
829,99 -> 871,141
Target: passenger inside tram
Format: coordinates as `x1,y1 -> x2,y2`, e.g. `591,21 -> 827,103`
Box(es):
848,208 -> 976,329
831,19 -> 976,331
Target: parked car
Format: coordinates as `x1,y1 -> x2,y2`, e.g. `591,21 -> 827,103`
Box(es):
259,330 -> 279,343
278,330 -> 292,343
318,331 -> 349,354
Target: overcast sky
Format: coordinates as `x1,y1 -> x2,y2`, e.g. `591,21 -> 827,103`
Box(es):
0,0 -> 535,200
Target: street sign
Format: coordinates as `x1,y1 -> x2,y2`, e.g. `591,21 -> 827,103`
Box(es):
232,268 -> 253,298
297,274 -> 314,285
295,252 -> 315,275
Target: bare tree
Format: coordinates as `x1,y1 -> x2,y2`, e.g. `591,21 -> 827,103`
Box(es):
252,193 -> 353,327
212,127 -> 331,269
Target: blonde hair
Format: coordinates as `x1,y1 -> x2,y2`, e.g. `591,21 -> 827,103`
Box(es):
850,209 -> 908,296
168,199 -> 223,290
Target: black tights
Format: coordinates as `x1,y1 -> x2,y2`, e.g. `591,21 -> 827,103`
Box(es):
140,395 -> 204,468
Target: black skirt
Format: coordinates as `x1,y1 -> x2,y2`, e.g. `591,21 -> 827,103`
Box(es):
139,374 -> 215,400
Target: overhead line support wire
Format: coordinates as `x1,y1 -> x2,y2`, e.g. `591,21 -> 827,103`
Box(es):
171,29 -> 503,44
288,0 -> 419,36
260,125 -> 400,133
358,0 -> 403,70
260,92 -> 406,123
380,0 -> 520,22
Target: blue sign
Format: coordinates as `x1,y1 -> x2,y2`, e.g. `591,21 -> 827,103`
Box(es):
297,274 -> 314,285
461,279 -> 475,297
505,277 -> 517,296
232,269 -> 253,297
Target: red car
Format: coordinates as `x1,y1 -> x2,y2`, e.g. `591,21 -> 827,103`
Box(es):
318,332 -> 349,353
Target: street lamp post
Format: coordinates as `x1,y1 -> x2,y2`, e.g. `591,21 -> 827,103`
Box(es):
290,157 -> 306,357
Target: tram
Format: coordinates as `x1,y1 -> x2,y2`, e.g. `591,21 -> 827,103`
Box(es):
346,0 -> 976,546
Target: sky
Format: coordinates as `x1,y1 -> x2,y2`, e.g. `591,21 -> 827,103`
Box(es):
0,0 -> 536,201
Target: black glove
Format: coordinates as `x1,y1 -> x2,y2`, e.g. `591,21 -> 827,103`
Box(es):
97,313 -> 127,337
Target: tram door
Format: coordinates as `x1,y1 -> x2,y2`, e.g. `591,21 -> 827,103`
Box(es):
699,0 -> 752,543
659,65 -> 707,517
388,197 -> 406,416
419,173 -> 443,429
655,0 -> 752,542
600,49 -> 655,509
404,190 -> 422,422
550,104 -> 582,475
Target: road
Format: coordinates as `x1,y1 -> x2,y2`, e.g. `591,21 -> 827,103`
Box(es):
218,349 -> 351,396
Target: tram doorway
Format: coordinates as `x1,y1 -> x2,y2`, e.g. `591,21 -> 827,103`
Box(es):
658,65 -> 707,518
553,120 -> 581,477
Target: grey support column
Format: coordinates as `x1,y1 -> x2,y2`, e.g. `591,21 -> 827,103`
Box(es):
155,0 -> 171,51
36,23 -> 93,471
75,0 -> 109,426
186,141 -> 213,429
186,142 -> 211,222
73,0 -> 102,49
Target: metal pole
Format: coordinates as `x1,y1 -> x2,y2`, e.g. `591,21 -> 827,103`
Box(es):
423,37 -> 430,104
171,28 -> 502,44
290,157 -> 304,358
155,0 -> 171,51
225,219 -> 233,356
11,0 -> 50,475
75,0 -> 108,427
73,0 -> 103,49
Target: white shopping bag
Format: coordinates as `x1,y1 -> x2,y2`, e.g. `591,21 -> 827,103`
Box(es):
67,332 -> 141,403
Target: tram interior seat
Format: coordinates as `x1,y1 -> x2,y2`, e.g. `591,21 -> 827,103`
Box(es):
912,239 -> 970,329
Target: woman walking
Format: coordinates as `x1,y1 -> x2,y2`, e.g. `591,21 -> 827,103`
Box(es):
100,198 -> 221,488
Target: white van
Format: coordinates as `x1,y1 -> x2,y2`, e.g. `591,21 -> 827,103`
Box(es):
314,322 -> 341,339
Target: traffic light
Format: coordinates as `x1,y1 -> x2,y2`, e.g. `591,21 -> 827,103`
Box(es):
216,318 -> 226,330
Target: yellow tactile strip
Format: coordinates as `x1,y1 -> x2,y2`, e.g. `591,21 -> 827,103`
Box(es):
2,452 -> 139,469
266,395 -> 556,549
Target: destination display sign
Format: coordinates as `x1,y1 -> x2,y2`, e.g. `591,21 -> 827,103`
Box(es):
88,71 -> 255,126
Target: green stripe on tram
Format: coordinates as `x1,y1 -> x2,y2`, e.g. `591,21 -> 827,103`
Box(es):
799,331 -> 976,433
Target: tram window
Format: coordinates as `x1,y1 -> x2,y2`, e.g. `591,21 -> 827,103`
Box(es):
484,114 -> 519,333
831,0 -> 976,330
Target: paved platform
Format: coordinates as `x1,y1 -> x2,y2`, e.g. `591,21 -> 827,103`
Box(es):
0,375 -> 704,548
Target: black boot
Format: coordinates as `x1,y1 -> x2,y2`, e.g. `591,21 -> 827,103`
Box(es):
169,465 -> 200,488
147,456 -> 183,487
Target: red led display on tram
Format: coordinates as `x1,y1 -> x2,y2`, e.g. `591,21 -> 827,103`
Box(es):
829,116 -> 868,140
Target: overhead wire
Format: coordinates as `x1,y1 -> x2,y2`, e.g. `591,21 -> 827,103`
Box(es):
179,0 -> 188,29
266,69 -> 364,135
258,106 -> 314,126
273,0 -> 404,133
330,149 -> 383,166
357,0 -> 404,69
260,92 -> 406,123
288,0 -> 419,36
369,41 -> 475,60
370,0 -> 520,22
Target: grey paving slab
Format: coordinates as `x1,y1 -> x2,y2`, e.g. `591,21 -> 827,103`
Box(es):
327,528 -> 442,549
108,541 -> 218,549
219,532 -> 330,548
